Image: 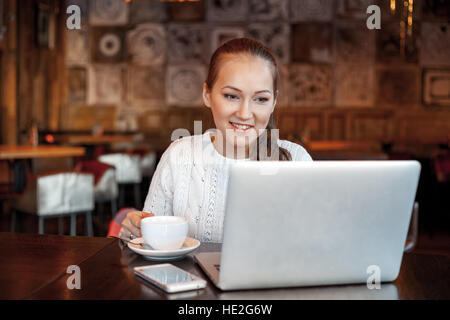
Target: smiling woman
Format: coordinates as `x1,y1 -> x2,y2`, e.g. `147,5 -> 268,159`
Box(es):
118,38 -> 312,243
203,38 -> 291,161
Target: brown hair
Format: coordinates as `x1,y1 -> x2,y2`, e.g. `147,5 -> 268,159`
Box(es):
205,37 -> 291,161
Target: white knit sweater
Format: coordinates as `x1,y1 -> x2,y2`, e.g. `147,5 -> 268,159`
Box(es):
142,132 -> 313,243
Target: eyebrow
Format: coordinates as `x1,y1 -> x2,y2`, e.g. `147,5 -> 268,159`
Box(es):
221,86 -> 272,95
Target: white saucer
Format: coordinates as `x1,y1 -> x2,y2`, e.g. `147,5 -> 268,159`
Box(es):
127,237 -> 201,261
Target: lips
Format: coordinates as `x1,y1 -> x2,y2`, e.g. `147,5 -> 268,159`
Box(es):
229,121 -> 254,132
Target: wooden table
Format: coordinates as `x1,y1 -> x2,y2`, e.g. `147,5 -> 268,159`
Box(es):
1,232 -> 449,300
305,141 -> 389,160
0,232 -> 112,299
47,134 -> 138,159
0,145 -> 86,193
50,134 -> 135,146
0,145 -> 85,160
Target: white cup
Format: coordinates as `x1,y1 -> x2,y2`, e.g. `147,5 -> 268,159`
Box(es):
140,216 -> 188,250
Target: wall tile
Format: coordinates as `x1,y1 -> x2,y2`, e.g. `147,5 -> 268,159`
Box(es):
335,64 -> 375,107
88,64 -> 126,105
248,0 -> 289,22
127,65 -> 166,108
127,23 -> 167,66
206,0 -> 248,22
130,0 -> 168,24
168,23 -> 208,63
421,23 -> 450,67
66,28 -> 89,66
422,69 -> 450,107
376,66 -> 420,107
169,0 -> 205,21
91,27 -> 126,63
89,0 -> 128,26
166,64 -> 207,107
289,64 -> 333,107
67,67 -> 87,105
376,20 -> 420,64
335,20 -> 375,64
292,23 -> 333,63
290,0 -> 334,22
248,23 -> 291,64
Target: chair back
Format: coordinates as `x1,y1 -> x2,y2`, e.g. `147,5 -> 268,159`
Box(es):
433,151 -> 450,183
98,153 -> 142,184
95,167 -> 119,201
126,148 -> 157,177
74,160 -> 119,201
140,152 -> 156,176
37,172 -> 94,216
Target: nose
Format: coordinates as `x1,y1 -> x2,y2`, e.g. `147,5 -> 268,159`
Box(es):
235,98 -> 253,121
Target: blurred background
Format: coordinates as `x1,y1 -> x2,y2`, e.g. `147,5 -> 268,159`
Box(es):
0,0 -> 449,254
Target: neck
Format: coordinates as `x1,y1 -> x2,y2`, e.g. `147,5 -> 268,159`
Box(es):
210,133 -> 255,160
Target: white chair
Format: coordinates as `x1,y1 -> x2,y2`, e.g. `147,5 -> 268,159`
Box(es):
140,151 -> 157,178
94,165 -> 119,215
98,153 -> 142,208
11,172 -> 95,236
74,160 -> 119,217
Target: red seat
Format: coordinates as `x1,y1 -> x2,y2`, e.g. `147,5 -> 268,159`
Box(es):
107,207 -> 136,238
433,150 -> 450,183
74,159 -> 114,184
74,159 -> 119,218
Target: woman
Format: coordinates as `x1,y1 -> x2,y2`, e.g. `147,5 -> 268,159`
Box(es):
118,38 -> 312,243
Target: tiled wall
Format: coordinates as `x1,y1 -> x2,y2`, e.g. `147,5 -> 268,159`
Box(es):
63,0 -> 450,144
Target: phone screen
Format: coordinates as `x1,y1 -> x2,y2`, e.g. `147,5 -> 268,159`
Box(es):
139,265 -> 194,285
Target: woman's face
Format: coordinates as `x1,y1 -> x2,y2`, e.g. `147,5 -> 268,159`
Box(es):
203,54 -> 277,158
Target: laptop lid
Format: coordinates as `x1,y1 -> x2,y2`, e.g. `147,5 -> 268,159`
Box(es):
217,161 -> 421,290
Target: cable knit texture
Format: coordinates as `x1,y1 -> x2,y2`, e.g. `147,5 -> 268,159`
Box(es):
143,132 -> 313,243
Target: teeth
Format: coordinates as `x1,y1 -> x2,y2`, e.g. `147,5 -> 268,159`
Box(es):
232,122 -> 252,130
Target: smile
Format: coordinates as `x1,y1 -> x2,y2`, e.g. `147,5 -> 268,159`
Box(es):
229,122 -> 254,132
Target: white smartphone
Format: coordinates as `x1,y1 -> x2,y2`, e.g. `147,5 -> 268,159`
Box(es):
134,264 -> 207,293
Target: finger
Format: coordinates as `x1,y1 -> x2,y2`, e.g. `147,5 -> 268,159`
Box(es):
121,220 -> 140,238
129,211 -> 154,228
121,218 -> 142,238
141,212 -> 154,219
128,211 -> 144,229
119,227 -> 131,240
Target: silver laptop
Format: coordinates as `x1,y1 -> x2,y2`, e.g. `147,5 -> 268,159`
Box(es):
194,161 -> 421,291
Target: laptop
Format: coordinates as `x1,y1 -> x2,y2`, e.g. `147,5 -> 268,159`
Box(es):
194,161 -> 421,291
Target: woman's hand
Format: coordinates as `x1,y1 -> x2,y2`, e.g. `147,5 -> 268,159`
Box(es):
119,211 -> 154,240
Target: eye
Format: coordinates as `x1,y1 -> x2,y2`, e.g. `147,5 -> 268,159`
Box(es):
256,97 -> 269,103
224,94 -> 238,100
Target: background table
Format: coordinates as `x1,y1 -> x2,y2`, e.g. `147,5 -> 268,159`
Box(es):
1,232 -> 449,300
0,145 -> 86,193
0,145 -> 85,160
50,134 -> 135,145
47,134 -> 138,159
305,141 -> 389,160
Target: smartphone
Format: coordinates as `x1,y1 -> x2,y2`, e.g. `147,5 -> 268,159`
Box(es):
134,264 -> 207,293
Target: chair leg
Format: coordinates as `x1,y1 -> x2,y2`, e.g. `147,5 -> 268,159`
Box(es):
70,213 -> 76,236
134,183 -> 141,209
10,210 -> 16,232
85,211 -> 93,237
98,201 -> 104,215
119,185 -> 125,208
58,217 -> 64,235
111,199 -> 118,218
38,216 -> 45,235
